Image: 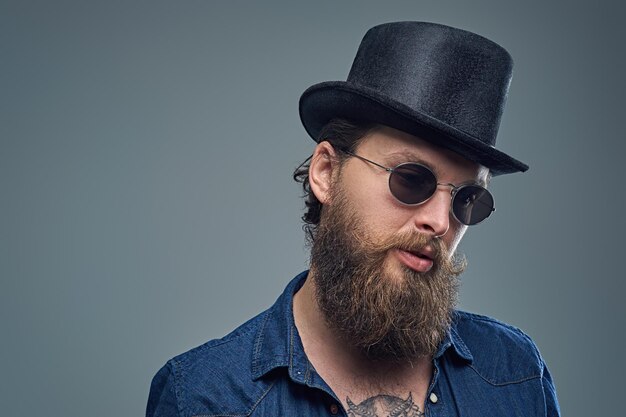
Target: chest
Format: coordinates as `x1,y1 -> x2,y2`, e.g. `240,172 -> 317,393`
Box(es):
247,365 -> 547,417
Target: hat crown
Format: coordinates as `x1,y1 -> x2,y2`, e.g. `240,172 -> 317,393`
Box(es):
298,21 -> 528,175
347,22 -> 513,146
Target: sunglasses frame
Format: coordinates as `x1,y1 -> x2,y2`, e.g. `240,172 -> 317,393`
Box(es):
339,149 -> 495,226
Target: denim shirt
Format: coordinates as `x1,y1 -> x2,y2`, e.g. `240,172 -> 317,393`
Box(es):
147,271 -> 560,417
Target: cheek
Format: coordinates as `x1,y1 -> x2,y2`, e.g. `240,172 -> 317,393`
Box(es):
342,173 -> 400,222
354,188 -> 407,230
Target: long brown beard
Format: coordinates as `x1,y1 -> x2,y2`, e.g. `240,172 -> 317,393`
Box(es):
310,191 -> 465,362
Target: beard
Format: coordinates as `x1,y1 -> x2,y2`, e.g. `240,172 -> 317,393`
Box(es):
310,189 -> 465,363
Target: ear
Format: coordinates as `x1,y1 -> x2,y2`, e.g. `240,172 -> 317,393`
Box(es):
309,141 -> 340,205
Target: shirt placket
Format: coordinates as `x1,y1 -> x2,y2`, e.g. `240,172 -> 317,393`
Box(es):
425,358 -> 444,417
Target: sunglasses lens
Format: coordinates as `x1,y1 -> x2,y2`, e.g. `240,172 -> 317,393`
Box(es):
389,163 -> 437,205
452,185 -> 494,225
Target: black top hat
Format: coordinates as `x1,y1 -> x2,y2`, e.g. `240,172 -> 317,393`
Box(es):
299,22 -> 528,175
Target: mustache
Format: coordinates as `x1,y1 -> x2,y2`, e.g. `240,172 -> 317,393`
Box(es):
359,229 -> 449,264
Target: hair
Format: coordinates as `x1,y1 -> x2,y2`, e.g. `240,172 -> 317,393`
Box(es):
293,118 -> 378,244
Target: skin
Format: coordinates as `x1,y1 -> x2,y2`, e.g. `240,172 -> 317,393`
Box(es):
292,126 -> 490,412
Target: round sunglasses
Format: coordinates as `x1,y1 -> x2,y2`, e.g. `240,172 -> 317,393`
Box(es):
341,150 -> 495,226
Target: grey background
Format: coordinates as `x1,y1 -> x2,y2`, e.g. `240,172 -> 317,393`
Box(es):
2,1 -> 624,416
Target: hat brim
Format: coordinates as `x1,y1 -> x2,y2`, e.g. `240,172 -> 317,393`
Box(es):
299,81 -> 528,176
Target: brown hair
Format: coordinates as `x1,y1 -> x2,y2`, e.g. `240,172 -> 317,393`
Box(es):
293,119 -> 377,244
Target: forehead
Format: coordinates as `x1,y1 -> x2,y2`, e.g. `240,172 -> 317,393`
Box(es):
355,126 -> 490,185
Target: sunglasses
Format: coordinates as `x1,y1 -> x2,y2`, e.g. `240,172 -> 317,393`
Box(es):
340,150 -> 495,226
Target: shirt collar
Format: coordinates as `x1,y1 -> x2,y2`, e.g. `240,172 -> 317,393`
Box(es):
251,271 -> 473,382
434,312 -> 474,363
251,271 -> 311,383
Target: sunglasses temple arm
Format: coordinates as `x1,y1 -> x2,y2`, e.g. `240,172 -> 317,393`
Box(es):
342,150 -> 393,173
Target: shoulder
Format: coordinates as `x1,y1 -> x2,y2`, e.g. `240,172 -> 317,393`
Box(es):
454,310 -> 540,355
170,309 -> 267,379
453,310 -> 547,385
148,310 -> 275,417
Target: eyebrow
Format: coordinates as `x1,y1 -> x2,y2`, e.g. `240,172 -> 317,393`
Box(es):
383,151 -> 489,188
385,150 -> 426,165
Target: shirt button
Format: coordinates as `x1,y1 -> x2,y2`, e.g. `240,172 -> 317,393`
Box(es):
429,393 -> 439,404
329,403 -> 339,415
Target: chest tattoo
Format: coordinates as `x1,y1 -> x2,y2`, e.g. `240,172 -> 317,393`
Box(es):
346,393 -> 424,417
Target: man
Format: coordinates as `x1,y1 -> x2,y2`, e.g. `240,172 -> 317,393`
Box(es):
147,22 -> 560,416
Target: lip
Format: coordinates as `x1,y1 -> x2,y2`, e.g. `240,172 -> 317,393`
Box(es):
394,248 -> 434,273
418,246 -> 435,260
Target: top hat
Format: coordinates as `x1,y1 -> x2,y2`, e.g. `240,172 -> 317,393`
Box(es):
299,21 -> 528,175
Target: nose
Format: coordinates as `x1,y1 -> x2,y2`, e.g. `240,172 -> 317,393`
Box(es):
409,186 -> 452,238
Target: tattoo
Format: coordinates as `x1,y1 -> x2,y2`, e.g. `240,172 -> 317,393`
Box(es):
346,393 -> 424,417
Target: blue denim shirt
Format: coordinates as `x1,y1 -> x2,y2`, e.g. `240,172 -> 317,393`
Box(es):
147,271 -> 560,416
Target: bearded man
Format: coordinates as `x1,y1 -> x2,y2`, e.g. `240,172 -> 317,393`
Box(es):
147,22 -> 561,417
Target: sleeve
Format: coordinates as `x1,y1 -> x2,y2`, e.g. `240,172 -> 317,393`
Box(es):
146,362 -> 181,417
542,362 -> 561,417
